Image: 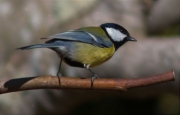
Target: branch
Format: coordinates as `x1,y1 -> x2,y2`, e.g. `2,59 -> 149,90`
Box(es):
0,70 -> 175,94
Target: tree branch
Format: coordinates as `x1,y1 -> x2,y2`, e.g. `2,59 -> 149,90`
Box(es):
0,70 -> 175,94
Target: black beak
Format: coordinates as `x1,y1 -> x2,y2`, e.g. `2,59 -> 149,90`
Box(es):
127,37 -> 137,42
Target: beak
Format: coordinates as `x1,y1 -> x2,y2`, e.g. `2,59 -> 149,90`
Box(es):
127,37 -> 137,42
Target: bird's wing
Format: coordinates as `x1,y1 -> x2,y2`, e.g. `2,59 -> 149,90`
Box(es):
43,29 -> 113,48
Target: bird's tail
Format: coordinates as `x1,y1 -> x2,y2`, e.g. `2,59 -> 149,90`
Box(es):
16,44 -> 58,50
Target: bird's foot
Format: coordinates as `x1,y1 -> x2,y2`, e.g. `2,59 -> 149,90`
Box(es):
57,72 -> 62,85
91,74 -> 99,88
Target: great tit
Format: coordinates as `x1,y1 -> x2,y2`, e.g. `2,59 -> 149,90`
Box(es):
17,23 -> 137,84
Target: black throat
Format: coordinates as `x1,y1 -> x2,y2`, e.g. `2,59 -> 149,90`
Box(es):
113,40 -> 127,50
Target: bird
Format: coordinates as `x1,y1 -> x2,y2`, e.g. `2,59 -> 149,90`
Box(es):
17,23 -> 137,84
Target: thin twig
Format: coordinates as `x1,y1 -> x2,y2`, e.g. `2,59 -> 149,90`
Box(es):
0,70 -> 175,94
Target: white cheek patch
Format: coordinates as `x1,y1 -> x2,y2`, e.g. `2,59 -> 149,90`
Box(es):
106,28 -> 127,42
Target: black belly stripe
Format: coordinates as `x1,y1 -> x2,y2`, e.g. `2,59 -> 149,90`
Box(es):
63,57 -> 84,68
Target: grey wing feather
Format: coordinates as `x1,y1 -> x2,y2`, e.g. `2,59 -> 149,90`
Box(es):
16,43 -> 62,50
44,31 -> 112,48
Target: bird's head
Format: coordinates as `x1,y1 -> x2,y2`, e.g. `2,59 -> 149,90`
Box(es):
100,23 -> 137,50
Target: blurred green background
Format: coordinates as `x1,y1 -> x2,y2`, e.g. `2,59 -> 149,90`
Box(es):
0,0 -> 179,114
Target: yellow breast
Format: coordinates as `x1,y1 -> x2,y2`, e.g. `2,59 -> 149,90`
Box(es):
74,43 -> 115,67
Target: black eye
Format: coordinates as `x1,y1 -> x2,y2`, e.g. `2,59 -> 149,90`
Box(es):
120,29 -> 124,33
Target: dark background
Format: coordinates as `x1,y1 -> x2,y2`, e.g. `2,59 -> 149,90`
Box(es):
0,0 -> 179,114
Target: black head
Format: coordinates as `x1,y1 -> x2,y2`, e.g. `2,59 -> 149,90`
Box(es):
100,23 -> 137,50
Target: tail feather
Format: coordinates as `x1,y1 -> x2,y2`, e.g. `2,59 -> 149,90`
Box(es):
16,44 -> 58,50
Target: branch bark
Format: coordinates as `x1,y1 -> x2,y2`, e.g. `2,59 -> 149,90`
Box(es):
0,70 -> 175,94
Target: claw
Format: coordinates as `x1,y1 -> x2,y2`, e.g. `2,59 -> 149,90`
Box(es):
91,74 -> 99,88
91,74 -> 99,83
57,72 -> 62,85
